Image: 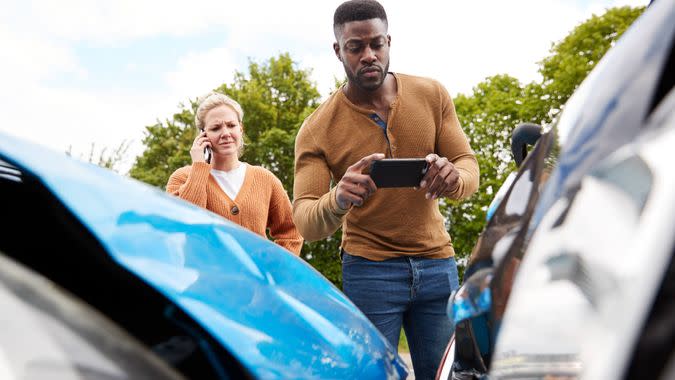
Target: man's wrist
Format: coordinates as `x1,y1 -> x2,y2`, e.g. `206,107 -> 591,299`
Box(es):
445,176 -> 463,198
330,187 -> 350,215
336,194 -> 349,211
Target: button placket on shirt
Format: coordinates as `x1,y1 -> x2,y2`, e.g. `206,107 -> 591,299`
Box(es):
369,113 -> 394,158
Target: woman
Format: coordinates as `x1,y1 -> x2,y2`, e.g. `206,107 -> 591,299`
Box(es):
166,92 -> 303,255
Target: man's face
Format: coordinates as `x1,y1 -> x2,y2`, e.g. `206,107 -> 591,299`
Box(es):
334,18 -> 390,92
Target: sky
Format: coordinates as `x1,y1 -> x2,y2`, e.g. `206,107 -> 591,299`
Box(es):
0,0 -> 648,173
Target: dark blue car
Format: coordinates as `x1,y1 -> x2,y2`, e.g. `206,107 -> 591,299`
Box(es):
438,0 -> 675,378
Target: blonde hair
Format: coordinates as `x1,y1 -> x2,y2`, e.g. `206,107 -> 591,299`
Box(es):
195,92 -> 244,131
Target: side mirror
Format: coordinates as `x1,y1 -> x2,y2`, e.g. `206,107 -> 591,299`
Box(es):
447,268 -> 493,327
511,123 -> 543,167
444,268 -> 494,377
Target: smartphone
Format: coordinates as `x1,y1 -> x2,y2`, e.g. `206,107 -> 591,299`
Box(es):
200,128 -> 212,164
204,146 -> 212,164
369,158 -> 428,188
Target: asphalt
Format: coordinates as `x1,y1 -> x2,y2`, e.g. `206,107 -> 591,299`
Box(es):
399,352 -> 415,379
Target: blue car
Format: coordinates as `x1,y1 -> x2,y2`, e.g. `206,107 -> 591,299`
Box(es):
0,132 -> 408,379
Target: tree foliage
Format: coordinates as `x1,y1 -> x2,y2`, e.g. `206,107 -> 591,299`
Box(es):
216,54 -> 321,191
538,6 -> 645,117
129,107 -> 196,186
129,53 -> 320,191
447,6 -> 643,273
448,75 -> 548,263
303,232 -> 343,287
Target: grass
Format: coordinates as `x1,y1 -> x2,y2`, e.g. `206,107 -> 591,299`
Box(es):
398,330 -> 409,352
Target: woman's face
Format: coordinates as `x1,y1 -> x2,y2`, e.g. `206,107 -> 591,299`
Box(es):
203,104 -> 243,158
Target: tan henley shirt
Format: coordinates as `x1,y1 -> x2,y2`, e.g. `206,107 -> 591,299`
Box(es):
293,73 -> 479,260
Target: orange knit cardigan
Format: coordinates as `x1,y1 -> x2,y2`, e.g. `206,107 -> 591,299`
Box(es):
167,162 -> 303,255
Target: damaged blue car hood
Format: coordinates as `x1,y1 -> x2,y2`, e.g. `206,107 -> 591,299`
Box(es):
0,132 -> 407,379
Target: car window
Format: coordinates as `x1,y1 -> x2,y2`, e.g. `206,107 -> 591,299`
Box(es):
648,30 -> 675,115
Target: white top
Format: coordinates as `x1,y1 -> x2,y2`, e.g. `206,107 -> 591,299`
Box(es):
211,163 -> 247,200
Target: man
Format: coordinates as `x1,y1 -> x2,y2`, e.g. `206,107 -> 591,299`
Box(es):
292,0 -> 479,378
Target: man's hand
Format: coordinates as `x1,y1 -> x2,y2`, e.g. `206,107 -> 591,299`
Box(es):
420,153 -> 459,200
335,153 -> 385,209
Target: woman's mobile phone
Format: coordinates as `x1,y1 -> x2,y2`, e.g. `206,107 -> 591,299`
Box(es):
204,146 -> 212,164
200,128 -> 212,164
369,158 -> 428,188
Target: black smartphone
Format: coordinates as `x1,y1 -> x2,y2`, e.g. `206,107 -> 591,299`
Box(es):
204,146 -> 212,164
200,129 -> 212,164
369,158 -> 428,188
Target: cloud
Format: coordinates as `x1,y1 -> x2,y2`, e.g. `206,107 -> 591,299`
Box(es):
165,47 -> 237,100
383,1 -> 589,95
26,0 -> 228,42
23,0 -> 335,44
0,25 -> 84,91
298,52 -> 345,96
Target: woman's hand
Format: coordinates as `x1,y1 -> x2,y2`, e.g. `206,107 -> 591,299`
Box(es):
190,131 -> 212,163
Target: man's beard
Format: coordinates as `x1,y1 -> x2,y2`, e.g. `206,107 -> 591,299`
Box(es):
345,62 -> 390,92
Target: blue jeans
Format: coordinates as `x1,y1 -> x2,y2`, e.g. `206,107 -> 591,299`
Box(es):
342,251 -> 459,380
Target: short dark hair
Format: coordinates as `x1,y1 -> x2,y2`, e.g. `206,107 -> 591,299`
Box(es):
333,0 -> 388,34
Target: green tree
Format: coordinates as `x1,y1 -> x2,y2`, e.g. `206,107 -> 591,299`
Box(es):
448,6 -> 644,274
129,53 -> 320,192
539,6 -> 645,117
449,75 -> 548,268
303,232 -> 343,287
129,107 -> 197,186
215,53 -> 321,192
